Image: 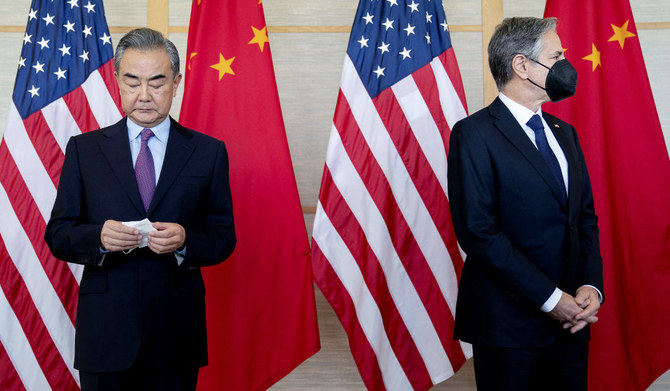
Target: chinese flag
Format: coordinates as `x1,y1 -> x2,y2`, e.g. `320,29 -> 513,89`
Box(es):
179,1 -> 320,390
543,1 -> 670,390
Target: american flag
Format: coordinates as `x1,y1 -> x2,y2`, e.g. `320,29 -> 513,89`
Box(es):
311,0 -> 471,389
0,0 -> 121,389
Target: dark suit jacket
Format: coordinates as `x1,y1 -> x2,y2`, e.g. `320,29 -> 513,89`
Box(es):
44,117 -> 236,372
447,97 -> 603,348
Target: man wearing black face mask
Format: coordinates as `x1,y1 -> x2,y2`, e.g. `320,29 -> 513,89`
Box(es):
447,17 -> 603,391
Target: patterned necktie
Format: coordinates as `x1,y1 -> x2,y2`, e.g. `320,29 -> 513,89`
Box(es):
135,128 -> 156,212
526,114 -> 567,203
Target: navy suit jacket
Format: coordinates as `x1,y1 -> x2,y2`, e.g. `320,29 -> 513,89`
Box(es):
45,117 -> 236,372
447,97 -> 603,348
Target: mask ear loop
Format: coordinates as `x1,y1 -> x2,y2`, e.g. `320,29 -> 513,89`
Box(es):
526,56 -> 551,91
528,57 -> 552,71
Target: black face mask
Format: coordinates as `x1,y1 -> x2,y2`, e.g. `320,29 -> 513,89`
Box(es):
527,58 -> 578,102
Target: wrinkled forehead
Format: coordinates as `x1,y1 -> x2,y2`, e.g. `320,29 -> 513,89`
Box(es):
118,48 -> 174,77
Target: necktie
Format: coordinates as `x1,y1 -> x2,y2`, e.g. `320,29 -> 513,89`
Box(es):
526,114 -> 567,203
135,128 -> 156,212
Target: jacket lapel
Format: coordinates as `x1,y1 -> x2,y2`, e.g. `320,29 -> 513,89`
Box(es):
545,114 -> 579,216
489,98 -> 568,212
98,117 -> 146,215
147,118 -> 195,215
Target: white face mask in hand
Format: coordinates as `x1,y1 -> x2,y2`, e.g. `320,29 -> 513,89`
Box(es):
122,218 -> 156,252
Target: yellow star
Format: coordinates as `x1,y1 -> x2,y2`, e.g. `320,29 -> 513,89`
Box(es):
248,26 -> 269,52
188,52 -> 197,71
210,53 -> 235,80
582,43 -> 601,72
608,20 -> 636,49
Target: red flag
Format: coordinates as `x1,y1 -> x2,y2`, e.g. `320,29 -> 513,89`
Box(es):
0,0 -> 121,389
311,1 -> 471,389
543,1 -> 670,390
179,1 -> 320,390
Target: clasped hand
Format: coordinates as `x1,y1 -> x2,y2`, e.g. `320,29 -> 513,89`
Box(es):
548,287 -> 600,334
100,220 -> 185,255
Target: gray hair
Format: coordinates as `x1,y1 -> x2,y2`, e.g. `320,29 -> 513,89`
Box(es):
488,17 -> 557,91
114,28 -> 180,79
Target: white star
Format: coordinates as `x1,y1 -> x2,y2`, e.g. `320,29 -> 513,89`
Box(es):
64,20 -> 75,33
382,18 -> 394,31
404,23 -> 416,36
377,42 -> 390,55
363,12 -> 374,25
42,13 -> 55,26
99,32 -> 112,45
23,33 -> 32,45
83,25 -> 92,38
84,1 -> 95,13
58,43 -> 71,56
357,35 -> 369,48
80,50 -> 90,62
18,57 -> 26,68
399,47 -> 412,60
28,85 -> 40,98
386,0 -> 398,6
425,33 -> 431,44
28,8 -> 38,20
426,11 -> 433,23
373,65 -> 385,78
408,0 -> 419,12
32,61 -> 45,74
67,0 -> 79,8
441,21 -> 449,31
54,67 -> 67,80
37,37 -> 50,49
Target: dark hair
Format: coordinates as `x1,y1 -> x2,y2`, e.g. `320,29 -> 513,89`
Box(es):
488,17 -> 557,91
114,28 -> 180,79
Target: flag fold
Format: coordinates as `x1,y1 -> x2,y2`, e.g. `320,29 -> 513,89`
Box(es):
179,0 -> 320,390
0,0 -> 122,389
311,0 -> 471,389
543,1 -> 670,390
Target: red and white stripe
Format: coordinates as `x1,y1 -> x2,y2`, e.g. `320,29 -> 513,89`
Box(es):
0,60 -> 123,390
312,49 -> 471,390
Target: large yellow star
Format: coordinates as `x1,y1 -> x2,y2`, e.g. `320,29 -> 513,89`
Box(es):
210,53 -> 235,80
248,26 -> 269,52
582,43 -> 601,72
608,20 -> 636,49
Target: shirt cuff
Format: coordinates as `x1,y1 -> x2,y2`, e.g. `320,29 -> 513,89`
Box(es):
174,246 -> 186,266
97,247 -> 110,266
541,287 -> 562,312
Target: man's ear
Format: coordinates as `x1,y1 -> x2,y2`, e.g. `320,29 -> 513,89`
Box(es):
172,73 -> 183,97
511,54 -> 530,80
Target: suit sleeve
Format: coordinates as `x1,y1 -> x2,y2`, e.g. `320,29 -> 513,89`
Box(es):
181,140 -> 236,267
44,137 -> 105,266
447,120 -> 558,309
573,129 -> 604,299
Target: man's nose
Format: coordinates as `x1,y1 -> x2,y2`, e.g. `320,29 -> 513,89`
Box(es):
138,84 -> 151,101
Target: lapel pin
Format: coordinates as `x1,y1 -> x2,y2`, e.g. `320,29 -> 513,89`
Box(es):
554,124 -> 560,128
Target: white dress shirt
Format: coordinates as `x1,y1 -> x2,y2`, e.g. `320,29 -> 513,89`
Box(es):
100,117 -> 185,265
127,116 -> 171,184
498,94 -> 601,312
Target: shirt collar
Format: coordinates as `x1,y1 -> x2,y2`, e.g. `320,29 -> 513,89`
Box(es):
127,116 -> 171,144
499,92 -> 544,129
